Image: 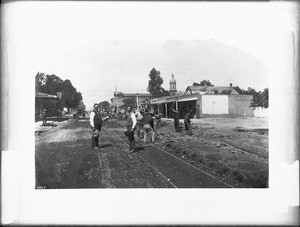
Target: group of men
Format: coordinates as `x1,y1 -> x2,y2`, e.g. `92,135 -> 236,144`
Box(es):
125,106 -> 157,152
89,103 -> 194,151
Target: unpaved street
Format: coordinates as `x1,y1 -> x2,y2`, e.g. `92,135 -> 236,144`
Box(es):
35,119 -> 232,188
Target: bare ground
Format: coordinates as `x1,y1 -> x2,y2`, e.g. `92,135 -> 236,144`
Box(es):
35,117 -> 268,188
116,117 -> 269,188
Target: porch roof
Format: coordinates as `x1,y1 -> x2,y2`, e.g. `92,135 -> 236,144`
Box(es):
35,92 -> 58,99
150,93 -> 200,104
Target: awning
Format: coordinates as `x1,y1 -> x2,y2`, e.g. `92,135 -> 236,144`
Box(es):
150,93 -> 200,104
35,92 -> 58,99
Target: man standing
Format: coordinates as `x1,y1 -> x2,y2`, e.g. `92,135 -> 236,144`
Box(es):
155,111 -> 162,128
172,108 -> 180,132
184,110 -> 193,136
41,109 -> 47,126
143,109 -> 155,145
57,109 -> 62,121
125,107 -> 137,152
90,103 -> 103,149
135,108 -> 144,139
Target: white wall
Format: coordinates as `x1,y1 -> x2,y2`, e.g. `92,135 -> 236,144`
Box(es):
254,107 -> 268,118
202,95 -> 228,114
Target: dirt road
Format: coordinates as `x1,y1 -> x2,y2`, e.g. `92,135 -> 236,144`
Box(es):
35,119 -> 231,189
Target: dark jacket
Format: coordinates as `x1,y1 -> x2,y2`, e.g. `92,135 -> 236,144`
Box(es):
143,113 -> 154,128
93,110 -> 102,130
184,113 -> 191,124
126,112 -> 134,131
41,111 -> 47,119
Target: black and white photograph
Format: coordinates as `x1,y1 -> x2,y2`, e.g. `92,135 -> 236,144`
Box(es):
34,40 -> 269,189
1,1 -> 299,225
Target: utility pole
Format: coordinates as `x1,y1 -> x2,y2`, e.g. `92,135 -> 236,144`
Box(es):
136,93 -> 139,111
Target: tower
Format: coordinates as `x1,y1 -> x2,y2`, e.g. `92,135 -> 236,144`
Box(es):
169,73 -> 177,96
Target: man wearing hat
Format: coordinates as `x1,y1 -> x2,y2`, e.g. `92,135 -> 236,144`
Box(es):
41,109 -> 47,126
172,108 -> 180,132
90,103 -> 103,149
135,108 -> 144,139
125,107 -> 137,152
143,109 -> 155,145
184,110 -> 193,136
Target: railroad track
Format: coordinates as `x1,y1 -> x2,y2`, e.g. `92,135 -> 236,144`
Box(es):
105,126 -> 233,188
221,139 -> 268,159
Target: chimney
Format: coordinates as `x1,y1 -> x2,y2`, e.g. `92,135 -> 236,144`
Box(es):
230,83 -> 232,88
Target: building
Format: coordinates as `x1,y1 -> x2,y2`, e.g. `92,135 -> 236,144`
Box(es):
110,88 -> 152,113
169,73 -> 177,96
150,83 -> 254,119
35,92 -> 60,120
185,83 -> 239,95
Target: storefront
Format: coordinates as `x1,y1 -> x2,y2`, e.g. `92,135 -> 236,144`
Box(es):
150,93 -> 254,119
151,93 -> 199,119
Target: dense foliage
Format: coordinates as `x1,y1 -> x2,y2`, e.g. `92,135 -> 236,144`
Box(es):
233,86 -> 269,108
77,101 -> 86,115
98,101 -> 110,111
193,80 -> 214,86
35,72 -> 83,114
147,68 -> 170,98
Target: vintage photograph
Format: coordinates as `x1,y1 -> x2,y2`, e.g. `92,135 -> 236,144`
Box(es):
35,40 -> 269,189
3,1 -> 299,225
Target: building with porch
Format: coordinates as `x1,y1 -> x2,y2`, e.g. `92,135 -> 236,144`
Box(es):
110,88 -> 152,113
150,81 -> 254,119
35,92 -> 60,121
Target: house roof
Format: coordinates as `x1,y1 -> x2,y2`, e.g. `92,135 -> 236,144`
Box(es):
114,92 -> 152,97
185,86 -> 239,95
35,92 -> 58,99
150,93 -> 200,104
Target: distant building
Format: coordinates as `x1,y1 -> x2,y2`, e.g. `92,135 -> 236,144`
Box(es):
35,92 -> 60,120
150,83 -> 254,119
169,73 -> 177,96
110,88 -> 152,113
185,83 -> 239,95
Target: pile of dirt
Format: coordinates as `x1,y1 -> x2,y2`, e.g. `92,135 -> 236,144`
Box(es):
112,118 -> 268,188
153,120 -> 268,188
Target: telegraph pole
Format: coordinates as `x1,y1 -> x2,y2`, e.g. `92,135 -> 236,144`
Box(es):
136,93 -> 139,111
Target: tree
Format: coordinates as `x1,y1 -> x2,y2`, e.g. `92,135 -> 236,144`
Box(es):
43,74 -> 64,94
250,88 -> 268,108
261,88 -> 269,108
62,79 -> 82,112
199,80 -> 214,86
99,101 -> 110,111
77,101 -> 86,115
192,80 -> 214,86
35,73 -> 83,113
147,67 -> 170,98
233,86 -> 268,108
35,72 -> 46,91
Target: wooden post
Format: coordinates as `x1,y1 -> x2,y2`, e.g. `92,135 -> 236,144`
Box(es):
136,93 -> 139,111
175,101 -> 178,111
165,103 -> 168,118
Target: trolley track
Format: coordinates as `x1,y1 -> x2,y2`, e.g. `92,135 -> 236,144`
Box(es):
106,126 -> 233,188
221,139 -> 268,159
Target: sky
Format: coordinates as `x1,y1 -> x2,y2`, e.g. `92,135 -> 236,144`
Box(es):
4,1 -> 298,110
40,39 -> 268,109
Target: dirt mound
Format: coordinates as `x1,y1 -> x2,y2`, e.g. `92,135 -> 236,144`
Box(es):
153,119 -> 268,188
